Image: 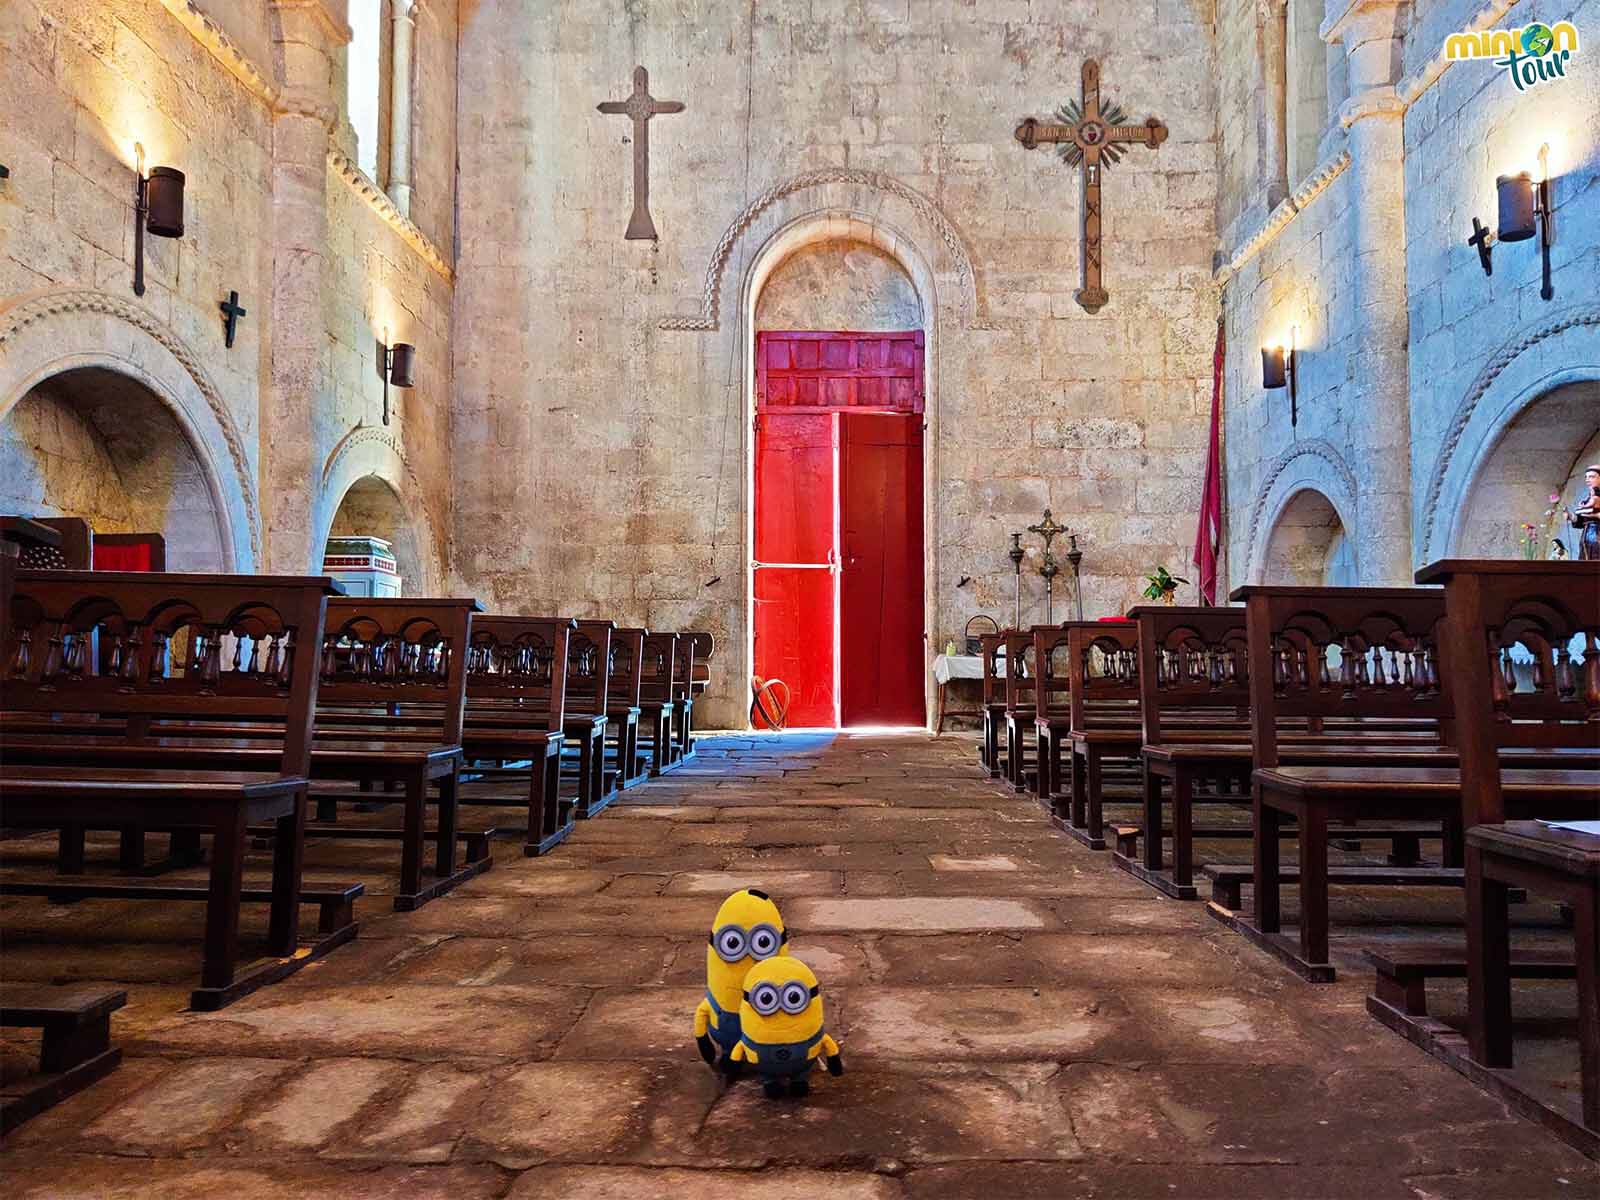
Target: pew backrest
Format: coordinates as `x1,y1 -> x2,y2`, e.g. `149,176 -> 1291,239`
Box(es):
1231,585 -> 1449,769
320,597 -> 481,744
3,570 -> 339,776
673,634 -> 702,702
980,633 -> 1008,706
608,627 -> 647,709
568,619 -> 616,719
1002,630 -> 1035,717
1067,621 -> 1140,735
464,615 -> 574,734
640,632 -> 679,704
1130,605 -> 1251,746
1417,559 -> 1600,825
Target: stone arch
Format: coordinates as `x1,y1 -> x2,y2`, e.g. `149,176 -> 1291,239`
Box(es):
1242,440 -> 1359,584
315,426 -> 443,593
1420,304 -> 1600,562
1260,488 -> 1355,586
739,209 -> 947,728
665,168 -> 987,332
0,287 -> 260,570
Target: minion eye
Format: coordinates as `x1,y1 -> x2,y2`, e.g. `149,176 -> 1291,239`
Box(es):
780,983 -> 810,1014
750,983 -> 781,1015
713,927 -> 747,962
748,924 -> 780,959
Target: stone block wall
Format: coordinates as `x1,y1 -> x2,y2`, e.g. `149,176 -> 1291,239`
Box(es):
452,0 -> 1223,728
1218,0 -> 1600,585
0,0 -> 457,588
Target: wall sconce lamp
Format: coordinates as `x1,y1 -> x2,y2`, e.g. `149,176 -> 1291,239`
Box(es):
132,143 -> 185,298
1262,326 -> 1298,427
1468,143 -> 1554,301
375,332 -> 416,425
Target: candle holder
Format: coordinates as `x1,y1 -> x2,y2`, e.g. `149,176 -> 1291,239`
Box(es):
1066,534 -> 1084,622
1008,532 -> 1024,628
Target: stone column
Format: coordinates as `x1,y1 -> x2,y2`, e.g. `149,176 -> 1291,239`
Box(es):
1258,0 -> 1290,210
266,1 -> 348,572
1324,0 -> 1413,584
387,0 -> 417,217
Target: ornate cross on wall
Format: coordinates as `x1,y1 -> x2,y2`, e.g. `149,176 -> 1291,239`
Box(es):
597,66 -> 684,241
1015,60 -> 1167,314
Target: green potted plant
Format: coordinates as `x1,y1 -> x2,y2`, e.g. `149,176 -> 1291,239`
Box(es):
1141,565 -> 1187,606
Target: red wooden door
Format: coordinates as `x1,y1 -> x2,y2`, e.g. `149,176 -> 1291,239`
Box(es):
840,413 -> 925,726
753,412 -> 838,727
754,331 -> 925,729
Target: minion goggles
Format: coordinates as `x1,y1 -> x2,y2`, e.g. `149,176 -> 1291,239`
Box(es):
710,922 -> 788,963
743,978 -> 822,1016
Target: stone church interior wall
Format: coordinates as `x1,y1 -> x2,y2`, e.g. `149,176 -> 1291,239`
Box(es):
0,0 -> 276,494
451,0 -> 1222,728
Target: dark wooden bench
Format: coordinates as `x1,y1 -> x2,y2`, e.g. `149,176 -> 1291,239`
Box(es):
978,632 -> 1008,778
637,631 -> 679,777
564,619 -> 616,818
1365,944 -> 1575,1017
1208,582 -> 1597,984
607,626 -> 648,789
1002,629 -> 1037,794
1031,623 -> 1075,812
1060,621 -> 1140,848
1367,560 -> 1599,1155
458,615 -> 575,855
0,569 -> 357,1009
1,985 -> 126,1134
670,631 -> 709,764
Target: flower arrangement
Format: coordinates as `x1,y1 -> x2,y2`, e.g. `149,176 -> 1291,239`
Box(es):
1141,565 -> 1187,603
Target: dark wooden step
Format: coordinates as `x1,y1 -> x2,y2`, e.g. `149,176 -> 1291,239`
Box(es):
1201,863 -> 1462,909
1365,946 -> 1576,1016
0,985 -> 127,1135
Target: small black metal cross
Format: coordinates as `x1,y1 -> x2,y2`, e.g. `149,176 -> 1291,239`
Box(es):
1468,218 -> 1494,277
219,290 -> 247,348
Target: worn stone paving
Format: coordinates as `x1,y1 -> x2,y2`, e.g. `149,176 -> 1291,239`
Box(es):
2,732 -> 1597,1198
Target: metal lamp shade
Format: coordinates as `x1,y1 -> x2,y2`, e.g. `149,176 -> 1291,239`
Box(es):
1261,346 -> 1287,390
1496,173 -> 1537,242
388,343 -> 417,388
144,167 -> 185,238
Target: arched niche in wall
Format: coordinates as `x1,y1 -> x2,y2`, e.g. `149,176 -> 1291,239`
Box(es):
314,427 -> 442,596
0,367 -> 229,571
755,239 -> 924,333
0,291 -> 259,572
1448,378 -> 1600,559
1260,487 -> 1355,586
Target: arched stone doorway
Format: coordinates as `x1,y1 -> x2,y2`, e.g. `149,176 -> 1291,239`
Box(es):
1260,488 -> 1357,586
745,217 -> 934,728
323,474 -> 429,596
0,366 -> 229,571
1447,379 -> 1600,559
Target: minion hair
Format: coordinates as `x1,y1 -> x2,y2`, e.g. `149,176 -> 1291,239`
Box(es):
746,888 -> 770,900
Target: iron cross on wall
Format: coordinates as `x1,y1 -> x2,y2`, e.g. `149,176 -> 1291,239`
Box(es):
1015,60 -> 1167,313
597,66 -> 684,241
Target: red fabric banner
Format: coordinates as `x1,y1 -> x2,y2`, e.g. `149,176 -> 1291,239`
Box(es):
92,542 -> 155,571
1192,318 -> 1225,605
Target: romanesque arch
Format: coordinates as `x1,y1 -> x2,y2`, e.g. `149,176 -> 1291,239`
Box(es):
1420,305 -> 1600,561
1242,440 -> 1359,584
315,426 -> 443,594
0,287 -> 260,570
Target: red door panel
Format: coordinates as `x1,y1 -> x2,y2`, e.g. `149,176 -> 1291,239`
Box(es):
840,413 -> 925,727
753,412 -> 836,727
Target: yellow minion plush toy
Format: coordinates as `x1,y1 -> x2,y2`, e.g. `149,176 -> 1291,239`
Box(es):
729,956 -> 842,1098
695,888 -> 788,1073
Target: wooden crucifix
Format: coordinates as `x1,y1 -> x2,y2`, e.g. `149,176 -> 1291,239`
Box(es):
219,290 -> 246,348
597,66 -> 684,241
1015,60 -> 1167,314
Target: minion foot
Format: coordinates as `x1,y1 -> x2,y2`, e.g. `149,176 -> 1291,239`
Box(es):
789,1077 -> 811,1098
762,1079 -> 785,1100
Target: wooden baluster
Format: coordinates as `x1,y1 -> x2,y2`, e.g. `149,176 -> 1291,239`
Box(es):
264,633 -> 282,680
203,627 -> 222,690
276,629 -> 295,687
8,627 -> 31,678
149,630 -> 170,682
1554,644 -> 1576,702
40,623 -> 65,683
121,627 -> 144,686
1529,641 -> 1548,694
106,633 -> 125,678
246,635 -> 261,676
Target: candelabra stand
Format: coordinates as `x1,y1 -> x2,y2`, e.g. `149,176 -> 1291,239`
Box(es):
1067,534 -> 1084,622
1027,509 -> 1069,626
1008,532 -> 1024,629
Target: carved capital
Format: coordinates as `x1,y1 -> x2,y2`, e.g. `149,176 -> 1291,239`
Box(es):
1321,0 -> 1410,45
1338,85 -> 1407,128
271,0 -> 353,47
274,87 -> 339,127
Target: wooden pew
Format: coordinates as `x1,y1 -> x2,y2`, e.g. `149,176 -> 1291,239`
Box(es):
0,569 -> 360,1009
458,615 -> 575,855
1210,583 -> 1597,982
1033,625 -> 1074,812
979,632 -> 1008,779
4,597 -> 493,910
1062,621 -> 1141,849
638,631 -> 679,777
565,619 -> 616,818
671,631 -> 712,764
1001,630 -> 1036,793
607,627 -> 648,789
1366,559 -> 1598,1153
